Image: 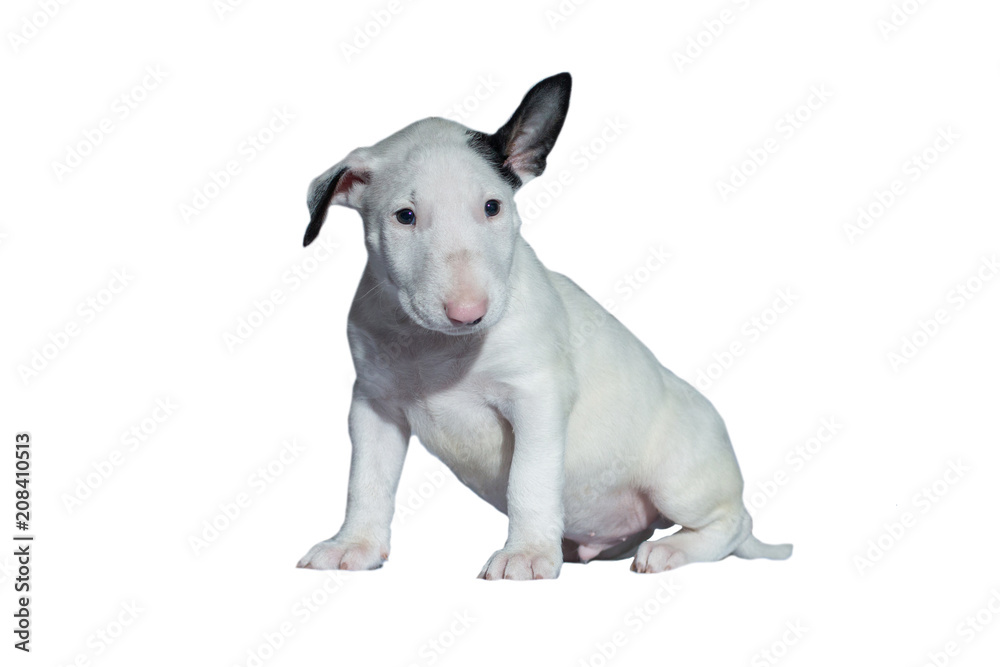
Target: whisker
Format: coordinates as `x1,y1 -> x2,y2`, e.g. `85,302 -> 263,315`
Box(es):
358,280 -> 386,301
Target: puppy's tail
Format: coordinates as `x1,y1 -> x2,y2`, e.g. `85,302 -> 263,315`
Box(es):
733,534 -> 793,561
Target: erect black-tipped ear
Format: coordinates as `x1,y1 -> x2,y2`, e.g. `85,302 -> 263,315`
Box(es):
302,155 -> 369,247
488,72 -> 572,186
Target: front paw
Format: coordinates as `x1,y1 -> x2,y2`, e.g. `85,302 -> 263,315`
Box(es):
478,546 -> 562,580
296,536 -> 387,571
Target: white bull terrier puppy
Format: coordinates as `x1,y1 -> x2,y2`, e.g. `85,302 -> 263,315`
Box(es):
297,73 -> 791,579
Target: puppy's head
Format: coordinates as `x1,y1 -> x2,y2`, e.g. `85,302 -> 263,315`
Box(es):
303,73 -> 571,335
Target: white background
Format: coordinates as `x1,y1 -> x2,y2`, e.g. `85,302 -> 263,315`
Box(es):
2,0 -> 999,665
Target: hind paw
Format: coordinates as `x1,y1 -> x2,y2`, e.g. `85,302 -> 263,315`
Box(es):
631,540 -> 688,573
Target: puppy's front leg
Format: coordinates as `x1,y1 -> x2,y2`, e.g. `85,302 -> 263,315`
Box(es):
297,391 -> 409,570
479,393 -> 566,581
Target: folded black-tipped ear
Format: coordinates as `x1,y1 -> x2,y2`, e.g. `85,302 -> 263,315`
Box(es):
489,72 -> 572,186
303,154 -> 370,247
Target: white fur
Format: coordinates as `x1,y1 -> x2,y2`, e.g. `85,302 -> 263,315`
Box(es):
297,76 -> 791,579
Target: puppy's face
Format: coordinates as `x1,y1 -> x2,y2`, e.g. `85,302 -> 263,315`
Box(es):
359,128 -> 520,335
303,73 -> 572,336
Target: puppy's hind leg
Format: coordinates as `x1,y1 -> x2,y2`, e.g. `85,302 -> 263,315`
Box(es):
630,484 -> 792,572
631,387 -> 792,572
631,502 -> 751,573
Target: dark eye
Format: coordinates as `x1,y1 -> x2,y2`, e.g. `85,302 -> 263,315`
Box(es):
395,208 -> 415,225
484,199 -> 500,217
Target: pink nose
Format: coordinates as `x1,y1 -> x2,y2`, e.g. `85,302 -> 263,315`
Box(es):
445,299 -> 488,326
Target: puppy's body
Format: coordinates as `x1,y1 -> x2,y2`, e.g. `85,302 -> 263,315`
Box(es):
298,76 -> 791,578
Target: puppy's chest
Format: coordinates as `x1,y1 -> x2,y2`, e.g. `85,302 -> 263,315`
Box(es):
356,330 -> 513,495
392,357 -> 512,490
404,389 -> 509,465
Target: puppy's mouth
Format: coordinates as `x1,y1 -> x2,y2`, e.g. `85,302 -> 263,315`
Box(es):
437,319 -> 488,336
416,315 -> 489,336
402,299 -> 492,336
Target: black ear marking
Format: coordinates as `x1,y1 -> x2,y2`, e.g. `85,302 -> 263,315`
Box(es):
303,166 -> 349,247
465,73 -> 572,189
466,130 -> 522,189
490,72 -> 572,183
